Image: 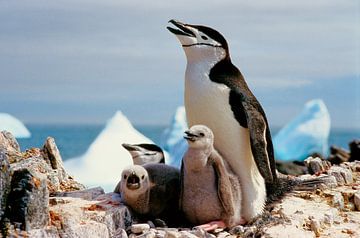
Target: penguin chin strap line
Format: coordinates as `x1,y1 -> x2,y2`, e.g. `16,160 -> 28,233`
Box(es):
182,43 -> 222,48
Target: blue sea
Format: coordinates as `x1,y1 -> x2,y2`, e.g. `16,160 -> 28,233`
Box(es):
17,124 -> 359,161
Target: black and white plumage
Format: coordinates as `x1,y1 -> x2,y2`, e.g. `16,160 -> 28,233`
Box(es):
122,143 -> 165,165
167,19 -> 277,221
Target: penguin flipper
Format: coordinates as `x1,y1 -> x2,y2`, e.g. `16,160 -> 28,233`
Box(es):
209,152 -> 235,218
179,161 -> 184,210
242,102 -> 275,183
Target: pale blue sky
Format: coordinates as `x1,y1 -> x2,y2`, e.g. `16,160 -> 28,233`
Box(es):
0,0 -> 359,129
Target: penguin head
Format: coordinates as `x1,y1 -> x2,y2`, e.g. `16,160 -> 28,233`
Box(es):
167,19 -> 229,62
184,125 -> 214,150
120,165 -> 150,195
122,143 -> 165,165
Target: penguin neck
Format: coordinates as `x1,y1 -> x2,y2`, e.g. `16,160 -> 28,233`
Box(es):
184,146 -> 212,172
183,46 -> 227,66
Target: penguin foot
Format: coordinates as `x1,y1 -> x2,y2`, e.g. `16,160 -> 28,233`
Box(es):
195,220 -> 226,231
239,217 -> 247,225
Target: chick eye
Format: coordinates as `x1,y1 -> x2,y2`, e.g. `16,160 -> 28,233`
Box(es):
201,35 -> 208,40
141,175 -> 145,180
123,175 -> 127,180
199,133 -> 205,137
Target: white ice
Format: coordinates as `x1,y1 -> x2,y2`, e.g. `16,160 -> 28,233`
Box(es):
273,99 -> 331,161
64,111 -> 153,192
160,106 -> 188,168
0,113 -> 31,138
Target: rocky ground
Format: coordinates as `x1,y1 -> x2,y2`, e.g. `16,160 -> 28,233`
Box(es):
0,130 -> 359,238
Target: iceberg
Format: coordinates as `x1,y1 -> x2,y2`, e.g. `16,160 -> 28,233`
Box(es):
160,106 -> 188,168
64,111 -> 153,192
0,113 -> 31,138
273,99 -> 331,161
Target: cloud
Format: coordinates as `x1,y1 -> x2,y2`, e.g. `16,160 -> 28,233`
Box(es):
0,0 -> 358,127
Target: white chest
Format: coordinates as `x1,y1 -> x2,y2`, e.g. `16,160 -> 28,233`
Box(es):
184,62 -> 255,179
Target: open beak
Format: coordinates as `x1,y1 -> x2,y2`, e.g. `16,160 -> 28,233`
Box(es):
122,143 -> 139,151
126,171 -> 140,190
184,130 -> 198,142
167,19 -> 196,37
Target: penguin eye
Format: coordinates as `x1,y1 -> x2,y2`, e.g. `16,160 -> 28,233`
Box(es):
201,35 -> 208,40
123,175 -> 127,180
141,175 -> 145,180
199,133 -> 205,137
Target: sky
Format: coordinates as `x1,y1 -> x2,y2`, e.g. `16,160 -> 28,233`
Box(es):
0,0 -> 359,129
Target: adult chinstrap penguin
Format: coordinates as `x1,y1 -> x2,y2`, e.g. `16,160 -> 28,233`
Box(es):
167,19 -> 277,221
122,143 -> 165,165
181,125 -> 243,231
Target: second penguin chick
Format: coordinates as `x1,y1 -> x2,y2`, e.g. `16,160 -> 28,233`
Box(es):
181,125 -> 243,231
122,143 -> 165,165
115,163 -> 180,226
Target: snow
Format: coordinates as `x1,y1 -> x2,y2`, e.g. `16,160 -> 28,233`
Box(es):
0,113 -> 31,138
273,99 -> 331,161
64,111 -> 153,192
160,106 -> 188,168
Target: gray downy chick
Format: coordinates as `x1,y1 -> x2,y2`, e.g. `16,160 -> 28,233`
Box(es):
122,143 -> 165,165
181,125 -> 243,231
114,163 -> 181,226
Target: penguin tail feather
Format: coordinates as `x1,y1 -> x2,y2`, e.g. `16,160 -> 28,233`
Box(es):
266,175 -> 327,203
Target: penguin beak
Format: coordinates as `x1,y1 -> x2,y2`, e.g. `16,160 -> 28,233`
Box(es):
122,143 -> 139,151
126,172 -> 140,190
184,130 -> 197,142
167,19 -> 196,38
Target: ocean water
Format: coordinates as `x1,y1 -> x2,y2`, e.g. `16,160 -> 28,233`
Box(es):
17,124 -> 359,161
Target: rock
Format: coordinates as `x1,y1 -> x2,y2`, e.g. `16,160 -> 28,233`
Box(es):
275,160 -> 308,175
0,150 -> 11,221
309,217 -> 321,237
165,230 -> 182,238
131,224 -> 151,234
304,156 -> 331,174
328,145 -> 350,164
216,231 -> 231,238
327,166 -> 353,185
1,131 -> 20,152
4,169 -> 49,231
52,186 -> 105,200
0,131 -> 22,157
349,140 -> 360,162
138,230 -> 156,238
42,137 -> 64,170
331,192 -> 345,209
354,192 -> 360,211
179,231 -> 198,238
113,228 -> 128,238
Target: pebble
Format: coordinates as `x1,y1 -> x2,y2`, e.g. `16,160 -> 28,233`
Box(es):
304,157 -> 331,174
354,191 -> 360,211
309,218 -> 321,237
179,231 -> 198,238
327,166 -> 353,185
164,230 -> 182,238
131,224 -> 151,234
331,192 -> 344,209
138,230 -> 156,238
216,231 -> 230,238
113,228 -> 128,238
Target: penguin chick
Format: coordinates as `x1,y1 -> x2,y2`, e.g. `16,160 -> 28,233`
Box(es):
115,163 -> 181,226
180,125 -> 243,231
122,143 -> 165,165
